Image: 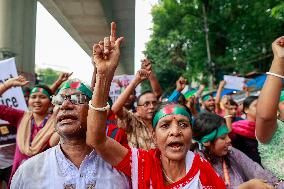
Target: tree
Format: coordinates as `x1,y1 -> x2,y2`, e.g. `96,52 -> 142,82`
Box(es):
271,2 -> 284,20
36,68 -> 60,86
144,0 -> 284,93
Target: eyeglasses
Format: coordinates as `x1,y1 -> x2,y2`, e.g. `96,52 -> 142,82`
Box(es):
51,94 -> 89,106
137,100 -> 158,108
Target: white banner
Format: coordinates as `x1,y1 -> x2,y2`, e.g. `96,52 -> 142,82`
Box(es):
109,75 -> 141,103
224,75 -> 245,90
0,58 -> 28,124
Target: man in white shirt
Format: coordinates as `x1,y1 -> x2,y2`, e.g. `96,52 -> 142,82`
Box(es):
11,80 -> 130,189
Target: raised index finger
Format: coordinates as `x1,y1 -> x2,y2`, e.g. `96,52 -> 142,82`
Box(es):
110,22 -> 116,44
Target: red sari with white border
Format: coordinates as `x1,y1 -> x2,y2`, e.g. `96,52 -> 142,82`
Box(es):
115,148 -> 226,189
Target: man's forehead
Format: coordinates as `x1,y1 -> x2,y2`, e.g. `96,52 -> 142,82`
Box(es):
59,88 -> 82,95
206,96 -> 214,101
139,93 -> 156,101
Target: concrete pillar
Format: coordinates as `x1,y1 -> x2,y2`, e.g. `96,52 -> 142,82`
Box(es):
0,0 -> 37,82
101,0 -> 135,75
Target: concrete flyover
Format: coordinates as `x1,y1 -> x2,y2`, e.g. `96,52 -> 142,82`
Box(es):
39,0 -> 135,75
0,0 -> 135,82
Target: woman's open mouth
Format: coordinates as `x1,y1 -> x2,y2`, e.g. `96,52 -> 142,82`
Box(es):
168,141 -> 184,151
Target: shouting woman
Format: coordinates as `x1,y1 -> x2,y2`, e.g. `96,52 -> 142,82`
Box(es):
86,22 -> 226,189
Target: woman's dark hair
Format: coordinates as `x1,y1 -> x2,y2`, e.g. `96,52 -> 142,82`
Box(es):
152,101 -> 192,127
22,86 -> 31,95
192,112 -> 225,141
178,94 -> 186,105
242,96 -> 258,113
192,112 -> 229,164
228,98 -> 238,106
32,84 -> 53,99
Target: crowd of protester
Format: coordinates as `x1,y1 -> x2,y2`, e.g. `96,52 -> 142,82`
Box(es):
0,22 -> 284,189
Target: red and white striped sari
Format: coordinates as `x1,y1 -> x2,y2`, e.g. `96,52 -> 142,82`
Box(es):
115,148 -> 226,189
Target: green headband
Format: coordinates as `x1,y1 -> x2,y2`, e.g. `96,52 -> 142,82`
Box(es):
184,89 -> 197,99
152,104 -> 191,128
194,124 -> 229,144
30,87 -> 51,99
59,81 -> 93,99
280,90 -> 284,102
202,95 -> 211,102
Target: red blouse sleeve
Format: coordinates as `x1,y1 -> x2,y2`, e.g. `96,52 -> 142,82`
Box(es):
199,156 -> 227,189
0,104 -> 25,126
114,148 -> 132,177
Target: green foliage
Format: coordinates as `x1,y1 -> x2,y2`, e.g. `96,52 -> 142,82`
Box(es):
144,0 -> 284,93
36,68 -> 60,86
271,3 -> 284,20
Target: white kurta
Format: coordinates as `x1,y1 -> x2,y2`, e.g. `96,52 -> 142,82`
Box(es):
11,145 -> 130,189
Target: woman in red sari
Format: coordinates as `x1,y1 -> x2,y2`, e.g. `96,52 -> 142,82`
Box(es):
86,22 -> 226,189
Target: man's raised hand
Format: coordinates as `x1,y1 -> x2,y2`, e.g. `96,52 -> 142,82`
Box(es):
272,36 -> 284,59
58,72 -> 73,83
176,76 -> 187,92
93,22 -> 124,75
141,59 -> 152,71
135,69 -> 151,82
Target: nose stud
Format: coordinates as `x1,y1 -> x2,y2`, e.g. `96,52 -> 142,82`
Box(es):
179,130 -> 182,134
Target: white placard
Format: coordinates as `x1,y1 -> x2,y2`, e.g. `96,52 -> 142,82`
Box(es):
109,75 -> 141,103
0,58 -> 28,124
224,75 -> 245,90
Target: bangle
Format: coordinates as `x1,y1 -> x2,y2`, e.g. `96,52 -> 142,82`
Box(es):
224,115 -> 232,119
266,72 -> 284,79
88,101 -> 110,111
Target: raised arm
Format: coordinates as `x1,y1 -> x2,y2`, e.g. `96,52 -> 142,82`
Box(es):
195,84 -> 205,98
111,69 -> 150,116
50,72 -> 72,94
168,76 -> 186,102
0,76 -> 29,124
90,68 -> 96,90
242,83 -> 250,97
256,36 -> 284,143
86,22 -> 128,166
142,59 -> 163,98
215,80 -> 226,112
0,75 -> 29,96
224,108 -> 232,132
